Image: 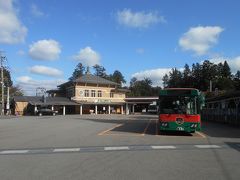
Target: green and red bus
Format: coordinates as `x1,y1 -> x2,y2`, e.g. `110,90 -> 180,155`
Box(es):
158,88 -> 204,133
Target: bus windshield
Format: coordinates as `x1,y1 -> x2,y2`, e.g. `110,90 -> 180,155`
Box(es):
159,96 -> 197,115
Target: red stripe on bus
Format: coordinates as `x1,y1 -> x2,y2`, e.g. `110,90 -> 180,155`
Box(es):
159,114 -> 200,123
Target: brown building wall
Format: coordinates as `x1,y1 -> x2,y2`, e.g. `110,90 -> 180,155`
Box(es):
15,102 -> 29,115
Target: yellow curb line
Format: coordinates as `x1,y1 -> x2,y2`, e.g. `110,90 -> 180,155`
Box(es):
98,124 -> 124,136
141,120 -> 152,136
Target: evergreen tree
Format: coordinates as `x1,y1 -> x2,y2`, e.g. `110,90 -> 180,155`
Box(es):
128,77 -> 153,96
111,70 -> 126,85
182,64 -> 193,87
217,62 -> 224,78
3,68 -> 13,87
215,61 -> 233,90
168,68 -> 182,88
233,71 -> 240,90
162,74 -> 169,88
69,63 -> 85,80
201,60 -> 218,91
93,64 -> 107,77
158,60 -> 237,92
192,63 -> 202,90
0,68 -> 23,96
222,61 -> 231,78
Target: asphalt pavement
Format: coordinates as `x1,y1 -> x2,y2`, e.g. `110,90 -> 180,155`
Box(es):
0,114 -> 239,180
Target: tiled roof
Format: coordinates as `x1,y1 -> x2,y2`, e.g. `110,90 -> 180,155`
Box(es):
206,91 -> 240,102
58,74 -> 120,87
13,96 -> 80,106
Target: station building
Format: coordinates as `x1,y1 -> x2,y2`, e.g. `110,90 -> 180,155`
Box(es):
13,71 -> 158,116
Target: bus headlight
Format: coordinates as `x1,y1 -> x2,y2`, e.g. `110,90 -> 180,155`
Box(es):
190,124 -> 198,128
161,122 -> 168,127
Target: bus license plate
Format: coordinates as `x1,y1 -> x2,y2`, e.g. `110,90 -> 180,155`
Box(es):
176,127 -> 184,131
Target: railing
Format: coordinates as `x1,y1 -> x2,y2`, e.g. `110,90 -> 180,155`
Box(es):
201,108 -> 240,126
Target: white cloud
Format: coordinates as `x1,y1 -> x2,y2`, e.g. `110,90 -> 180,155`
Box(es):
132,68 -> 172,86
72,46 -> 100,66
30,65 -> 63,77
136,48 -> 145,54
16,76 -> 65,95
0,0 -> 27,44
116,9 -> 165,28
210,56 -> 240,73
179,26 -> 224,55
29,39 -> 61,61
30,3 -> 45,17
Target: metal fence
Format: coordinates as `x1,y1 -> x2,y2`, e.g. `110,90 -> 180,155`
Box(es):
201,108 -> 240,126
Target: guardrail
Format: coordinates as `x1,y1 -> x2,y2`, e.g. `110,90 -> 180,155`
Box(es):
201,108 -> 240,126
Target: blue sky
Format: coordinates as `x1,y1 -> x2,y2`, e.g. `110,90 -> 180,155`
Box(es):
1,0 -> 240,94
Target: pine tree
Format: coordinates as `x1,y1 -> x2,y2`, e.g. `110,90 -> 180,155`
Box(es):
222,61 -> 231,78
162,74 -> 169,88
69,63 -> 85,80
183,64 -> 192,87
111,70 -> 126,86
168,68 -> 182,88
93,64 -> 107,78
233,71 -> 240,90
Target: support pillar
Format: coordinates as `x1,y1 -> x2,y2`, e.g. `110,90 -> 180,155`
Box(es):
34,105 -> 37,115
126,103 -> 129,115
51,106 -> 54,111
132,104 -> 135,114
80,105 -> 82,115
63,105 -> 65,115
95,105 -> 98,115
121,105 -> 124,115
108,105 -> 111,114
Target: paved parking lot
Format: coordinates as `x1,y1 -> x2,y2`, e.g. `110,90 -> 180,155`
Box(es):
0,115 -> 240,180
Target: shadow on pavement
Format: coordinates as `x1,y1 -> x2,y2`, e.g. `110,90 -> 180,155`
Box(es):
224,142 -> 240,152
159,131 -> 193,136
73,115 -> 240,138
74,115 -> 194,136
201,121 -> 240,138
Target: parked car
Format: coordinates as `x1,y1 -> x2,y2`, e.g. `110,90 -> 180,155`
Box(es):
37,108 -> 58,116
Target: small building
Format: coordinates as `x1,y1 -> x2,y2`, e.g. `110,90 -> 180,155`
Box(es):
202,91 -> 240,126
13,96 -> 80,115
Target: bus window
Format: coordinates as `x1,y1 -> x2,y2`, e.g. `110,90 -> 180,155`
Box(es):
160,96 -> 197,115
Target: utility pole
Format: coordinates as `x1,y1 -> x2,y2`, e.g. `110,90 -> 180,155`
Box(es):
36,87 -> 46,97
6,87 -> 9,115
0,51 -> 6,115
210,80 -> 212,92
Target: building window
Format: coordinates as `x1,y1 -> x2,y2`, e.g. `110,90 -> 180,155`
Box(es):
110,92 -> 114,98
98,90 -> 102,97
91,90 -> 96,97
84,90 -> 89,97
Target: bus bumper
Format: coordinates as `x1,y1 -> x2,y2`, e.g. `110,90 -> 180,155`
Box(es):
159,122 -> 201,133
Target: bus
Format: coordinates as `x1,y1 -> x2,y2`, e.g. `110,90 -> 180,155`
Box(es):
158,88 -> 204,133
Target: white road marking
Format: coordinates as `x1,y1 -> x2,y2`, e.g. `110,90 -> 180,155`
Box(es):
104,146 -> 129,151
151,145 -> 176,149
195,145 -> 221,149
0,150 -> 29,154
53,148 -> 80,152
